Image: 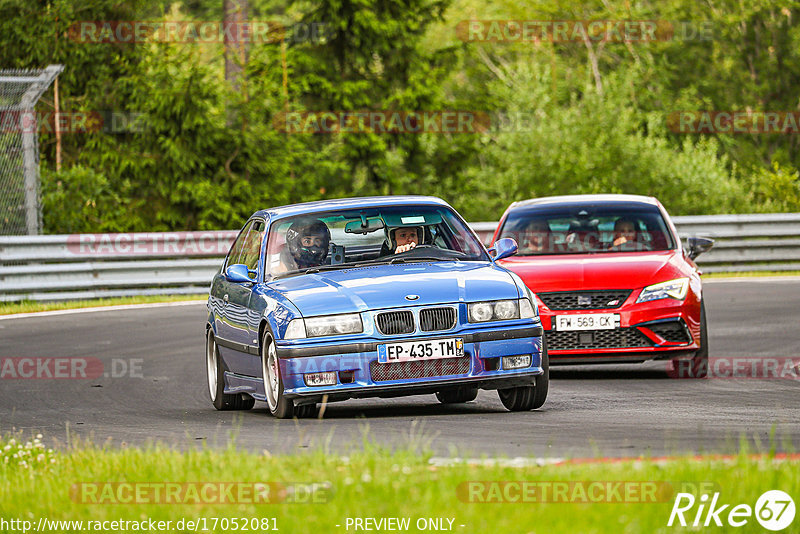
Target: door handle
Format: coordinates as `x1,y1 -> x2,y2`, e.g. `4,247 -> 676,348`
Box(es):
223,294 -> 229,303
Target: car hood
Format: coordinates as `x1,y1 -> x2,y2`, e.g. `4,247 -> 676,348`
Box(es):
268,262 -> 519,317
498,250 -> 686,293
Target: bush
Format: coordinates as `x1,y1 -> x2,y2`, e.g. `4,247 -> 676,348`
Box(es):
743,162 -> 800,213
41,165 -> 126,233
457,62 -> 750,219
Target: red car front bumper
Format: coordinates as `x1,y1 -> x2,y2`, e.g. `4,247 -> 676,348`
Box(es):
536,288 -> 701,364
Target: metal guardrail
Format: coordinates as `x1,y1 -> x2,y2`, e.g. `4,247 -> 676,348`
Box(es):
0,232 -> 236,302
1,214 -> 799,302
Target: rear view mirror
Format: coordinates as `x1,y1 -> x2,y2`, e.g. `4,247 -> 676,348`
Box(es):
685,236 -> 714,260
345,217 -> 385,234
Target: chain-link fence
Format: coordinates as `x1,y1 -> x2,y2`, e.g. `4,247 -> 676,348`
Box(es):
0,65 -> 63,235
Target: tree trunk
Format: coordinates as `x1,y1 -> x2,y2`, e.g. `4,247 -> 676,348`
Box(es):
224,0 -> 249,126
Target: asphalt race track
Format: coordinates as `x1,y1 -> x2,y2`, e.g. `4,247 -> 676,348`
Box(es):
1,278 -> 798,459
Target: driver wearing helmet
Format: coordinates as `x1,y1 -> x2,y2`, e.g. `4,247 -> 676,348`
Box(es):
381,225 -> 424,255
281,218 -> 331,272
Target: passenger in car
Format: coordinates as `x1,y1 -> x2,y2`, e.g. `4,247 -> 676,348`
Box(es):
520,220 -> 552,254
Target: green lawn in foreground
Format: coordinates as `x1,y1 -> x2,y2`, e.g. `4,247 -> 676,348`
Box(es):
0,434 -> 796,534
0,295 -> 207,315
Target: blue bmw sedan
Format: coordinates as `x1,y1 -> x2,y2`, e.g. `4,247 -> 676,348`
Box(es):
206,196 -> 547,418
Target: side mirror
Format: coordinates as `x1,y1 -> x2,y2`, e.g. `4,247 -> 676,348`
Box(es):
685,236 -> 714,260
489,237 -> 518,262
225,264 -> 256,283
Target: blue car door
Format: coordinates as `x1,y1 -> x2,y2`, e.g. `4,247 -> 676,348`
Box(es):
228,219 -> 267,374
213,220 -> 254,369
217,219 -> 266,375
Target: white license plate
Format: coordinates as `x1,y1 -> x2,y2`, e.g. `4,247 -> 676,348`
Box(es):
554,313 -> 619,331
377,338 -> 464,364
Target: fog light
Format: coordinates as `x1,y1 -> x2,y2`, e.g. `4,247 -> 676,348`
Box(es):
304,372 -> 337,387
502,355 -> 532,370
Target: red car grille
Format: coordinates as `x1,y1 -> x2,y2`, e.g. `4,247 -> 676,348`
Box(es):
546,328 -> 652,350
538,290 -> 632,310
370,356 -> 470,382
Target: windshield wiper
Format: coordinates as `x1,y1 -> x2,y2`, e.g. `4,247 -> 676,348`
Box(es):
273,264 -> 356,279
276,256 -> 455,279
301,264 -> 358,274
353,256 -> 448,267
390,256 -> 447,264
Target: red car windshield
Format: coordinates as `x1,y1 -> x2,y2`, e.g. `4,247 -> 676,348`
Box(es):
498,204 -> 676,255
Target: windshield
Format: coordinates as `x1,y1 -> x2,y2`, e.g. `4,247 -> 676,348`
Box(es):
498,204 -> 676,256
266,205 -> 488,278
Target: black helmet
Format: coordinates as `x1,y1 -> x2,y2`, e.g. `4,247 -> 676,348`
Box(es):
286,218 -> 330,268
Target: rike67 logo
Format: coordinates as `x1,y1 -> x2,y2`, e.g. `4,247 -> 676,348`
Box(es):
668,490 -> 795,530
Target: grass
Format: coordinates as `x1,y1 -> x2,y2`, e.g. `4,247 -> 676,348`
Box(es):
703,270 -> 800,278
0,433 -> 797,533
0,294 -> 207,316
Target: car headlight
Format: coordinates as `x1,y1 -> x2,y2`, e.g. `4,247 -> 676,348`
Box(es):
468,299 -> 524,322
636,278 -> 690,303
519,297 -> 536,319
284,314 -> 363,339
284,319 -> 307,339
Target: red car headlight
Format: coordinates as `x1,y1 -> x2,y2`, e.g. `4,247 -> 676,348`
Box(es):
636,278 -> 689,303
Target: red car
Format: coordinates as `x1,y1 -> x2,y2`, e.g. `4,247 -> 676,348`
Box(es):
491,195 -> 713,375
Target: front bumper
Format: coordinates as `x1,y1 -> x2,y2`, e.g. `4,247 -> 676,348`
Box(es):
274,325 -> 543,402
540,295 -> 701,364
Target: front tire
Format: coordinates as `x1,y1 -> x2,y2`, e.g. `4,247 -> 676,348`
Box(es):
262,332 -> 317,418
498,336 -> 549,411
691,301 -> 709,378
206,329 -> 255,411
531,335 -> 549,409
668,301 -> 709,378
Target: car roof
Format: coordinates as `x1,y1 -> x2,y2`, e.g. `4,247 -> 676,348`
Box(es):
507,194 -> 660,211
251,196 -> 451,220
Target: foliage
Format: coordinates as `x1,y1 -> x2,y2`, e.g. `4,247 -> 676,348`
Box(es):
40,165 -> 126,232
458,62 -> 749,218
744,162 -> 800,213
2,0 -> 800,232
